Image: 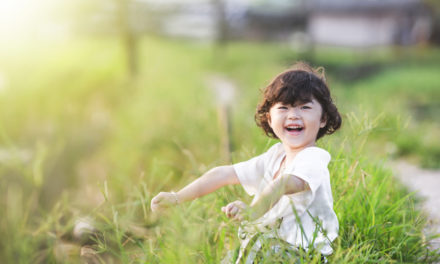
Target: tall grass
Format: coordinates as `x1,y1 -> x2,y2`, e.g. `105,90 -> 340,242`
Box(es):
0,36 -> 439,263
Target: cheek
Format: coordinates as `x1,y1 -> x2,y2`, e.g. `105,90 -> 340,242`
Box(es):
268,115 -> 283,133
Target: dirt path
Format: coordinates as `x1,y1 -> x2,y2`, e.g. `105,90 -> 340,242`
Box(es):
391,160 -> 440,252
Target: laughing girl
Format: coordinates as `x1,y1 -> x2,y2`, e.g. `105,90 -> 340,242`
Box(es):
151,62 -> 342,263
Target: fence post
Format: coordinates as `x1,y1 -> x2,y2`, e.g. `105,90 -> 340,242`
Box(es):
207,75 -> 236,163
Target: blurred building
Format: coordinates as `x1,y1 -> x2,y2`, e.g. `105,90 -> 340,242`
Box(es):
140,0 -> 431,46
308,0 -> 432,47
134,0 -> 250,41
76,0 -> 432,47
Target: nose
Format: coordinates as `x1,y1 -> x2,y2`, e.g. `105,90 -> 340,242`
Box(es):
287,107 -> 300,119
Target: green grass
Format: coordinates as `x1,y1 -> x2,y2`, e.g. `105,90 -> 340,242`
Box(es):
0,36 -> 439,263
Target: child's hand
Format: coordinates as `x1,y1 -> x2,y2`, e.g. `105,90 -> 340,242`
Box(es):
150,192 -> 179,212
222,200 -> 248,221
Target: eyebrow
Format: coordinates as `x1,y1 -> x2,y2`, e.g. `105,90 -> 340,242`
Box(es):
296,100 -> 313,105
274,98 -> 315,106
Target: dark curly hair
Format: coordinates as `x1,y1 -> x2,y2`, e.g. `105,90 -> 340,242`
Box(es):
255,62 -> 342,140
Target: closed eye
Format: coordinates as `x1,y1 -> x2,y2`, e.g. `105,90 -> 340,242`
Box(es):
278,106 -> 288,110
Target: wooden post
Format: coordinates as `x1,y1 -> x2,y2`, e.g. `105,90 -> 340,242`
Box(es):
207,75 -> 236,163
212,0 -> 229,47
217,104 -> 231,163
117,0 -> 138,78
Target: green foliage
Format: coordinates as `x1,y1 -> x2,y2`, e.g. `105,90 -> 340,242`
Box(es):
0,37 -> 439,263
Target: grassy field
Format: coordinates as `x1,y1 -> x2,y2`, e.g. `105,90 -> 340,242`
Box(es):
0,36 -> 439,263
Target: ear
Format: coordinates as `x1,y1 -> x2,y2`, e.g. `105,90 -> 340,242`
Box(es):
266,112 -> 272,127
320,115 -> 327,128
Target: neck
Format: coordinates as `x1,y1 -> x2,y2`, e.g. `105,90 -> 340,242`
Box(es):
283,143 -> 316,165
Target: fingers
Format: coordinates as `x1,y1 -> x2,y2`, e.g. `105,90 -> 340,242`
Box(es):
224,203 -> 235,217
151,194 -> 161,205
150,192 -> 166,212
222,204 -> 232,217
222,201 -> 246,219
224,205 -> 237,218
151,196 -> 161,212
151,191 -> 182,213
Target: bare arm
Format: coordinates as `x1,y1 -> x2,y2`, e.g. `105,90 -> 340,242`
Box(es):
176,165 -> 239,202
222,174 -> 308,221
247,174 -> 307,220
151,165 -> 239,212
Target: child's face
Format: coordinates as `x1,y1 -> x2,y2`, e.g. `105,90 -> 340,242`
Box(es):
268,98 -> 326,152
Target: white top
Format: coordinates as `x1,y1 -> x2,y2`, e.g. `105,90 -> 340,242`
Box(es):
233,143 -> 338,255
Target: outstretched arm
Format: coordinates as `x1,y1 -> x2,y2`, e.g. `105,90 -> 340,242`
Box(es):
248,174 -> 307,220
151,165 -> 239,212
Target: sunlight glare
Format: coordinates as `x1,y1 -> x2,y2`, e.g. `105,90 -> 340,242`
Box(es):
0,0 -> 63,40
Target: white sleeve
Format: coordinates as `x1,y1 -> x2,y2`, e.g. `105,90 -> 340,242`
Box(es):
233,144 -> 279,196
286,147 -> 331,197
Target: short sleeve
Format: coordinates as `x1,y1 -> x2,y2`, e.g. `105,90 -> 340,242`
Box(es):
233,143 -> 281,196
286,147 -> 331,196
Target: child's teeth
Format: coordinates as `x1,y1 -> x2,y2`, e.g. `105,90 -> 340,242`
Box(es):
287,126 -> 302,131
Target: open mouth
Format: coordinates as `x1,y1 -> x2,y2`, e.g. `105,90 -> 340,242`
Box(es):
285,125 -> 304,132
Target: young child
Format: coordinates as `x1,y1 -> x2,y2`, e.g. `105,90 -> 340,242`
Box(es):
151,62 -> 342,263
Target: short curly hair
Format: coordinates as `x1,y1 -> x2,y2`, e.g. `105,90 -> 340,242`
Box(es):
255,62 -> 342,140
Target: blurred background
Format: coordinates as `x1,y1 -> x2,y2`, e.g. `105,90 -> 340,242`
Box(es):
0,0 -> 439,262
